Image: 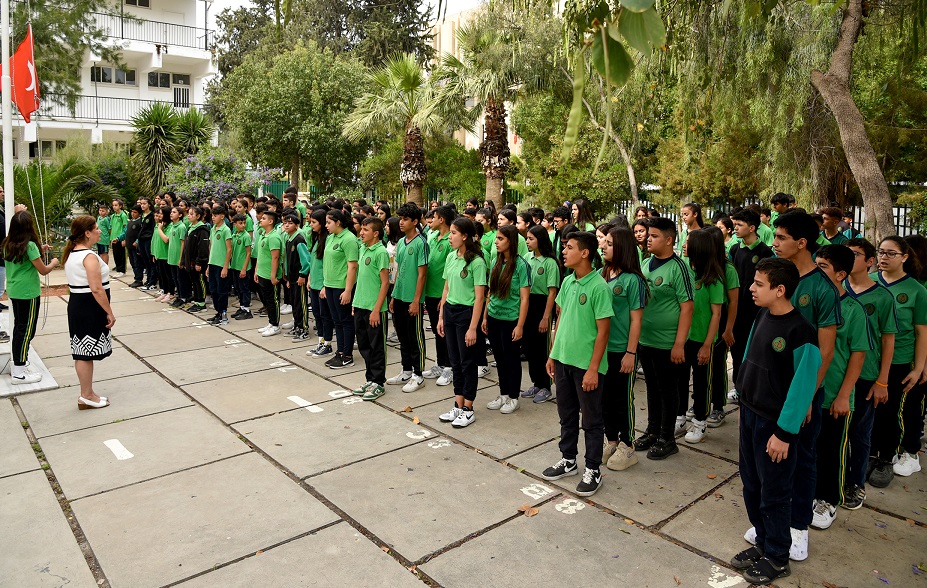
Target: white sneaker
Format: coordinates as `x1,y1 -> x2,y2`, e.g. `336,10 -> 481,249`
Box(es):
605,442 -> 638,471
258,323 -> 273,333
684,419 -> 707,444
421,365 -> 443,379
436,367 -> 453,386
280,304 -> 293,315
811,500 -> 837,530
386,370 -> 413,385
727,388 -> 740,404
744,526 -> 757,545
401,374 -> 425,393
281,320 -> 295,329
500,397 -> 519,414
789,527 -> 808,561
893,452 -> 922,476
486,395 -> 506,410
439,405 -> 462,423
477,365 -> 491,378
262,325 -> 280,337
673,416 -> 687,438
451,408 -> 475,428
11,372 -> 42,385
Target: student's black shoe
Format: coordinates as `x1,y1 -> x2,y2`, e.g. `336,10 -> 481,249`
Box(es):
170,298 -> 186,308
841,485 -> 865,510
206,313 -> 222,325
731,546 -> 764,570
541,458 -> 578,481
646,439 -> 679,460
869,459 -> 894,488
575,467 -> 602,497
235,310 -> 253,320
231,308 -> 245,318
743,557 -> 790,585
633,433 -> 659,452
324,353 -> 344,368
866,456 -> 877,481
329,355 -> 354,369
129,281 -> 143,288
188,304 -> 207,313
258,308 -> 268,318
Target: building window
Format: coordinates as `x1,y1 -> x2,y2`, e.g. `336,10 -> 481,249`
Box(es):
148,71 -> 172,89
125,0 -> 151,7
172,74 -> 190,86
92,66 -> 136,86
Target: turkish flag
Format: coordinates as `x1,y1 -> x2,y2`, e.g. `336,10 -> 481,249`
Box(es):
11,25 -> 40,123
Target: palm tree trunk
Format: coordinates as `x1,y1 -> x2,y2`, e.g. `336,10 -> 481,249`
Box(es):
480,95 -> 510,210
401,125 -> 426,207
290,155 -> 301,188
810,0 -> 894,242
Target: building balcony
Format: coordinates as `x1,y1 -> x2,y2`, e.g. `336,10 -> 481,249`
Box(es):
30,94 -> 207,125
92,11 -> 214,51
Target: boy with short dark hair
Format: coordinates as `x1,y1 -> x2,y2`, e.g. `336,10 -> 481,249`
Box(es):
730,257 -> 821,585
255,210 -> 284,336
230,213 -> 253,320
96,203 -> 111,265
541,232 -> 613,497
770,193 -> 795,226
282,212 -> 311,341
353,217 -> 391,401
819,207 -> 848,245
206,206 -> 233,325
809,245 -> 871,529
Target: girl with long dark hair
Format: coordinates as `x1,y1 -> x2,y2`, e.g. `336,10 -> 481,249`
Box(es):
521,225 -> 560,404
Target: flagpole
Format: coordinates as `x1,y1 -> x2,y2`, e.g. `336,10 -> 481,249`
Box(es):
2,0 -> 14,222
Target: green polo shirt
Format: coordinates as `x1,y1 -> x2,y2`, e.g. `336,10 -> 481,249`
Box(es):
97,215 -> 112,244
845,280 -> 898,381
323,229 -> 360,289
488,233 -> 529,265
873,272 -> 927,365
528,254 -> 560,295
256,229 -> 284,280
689,278 -> 726,343
230,230 -> 252,272
110,210 -> 128,241
550,270 -> 614,373
443,251 -> 488,307
151,225 -> 168,260
480,230 -> 496,258
354,242 -> 390,311
425,230 -> 452,299
794,267 -> 842,329
820,230 -> 848,245
606,271 -> 647,353
757,222 -> 774,246
823,293 -> 874,409
392,233 -> 428,303
487,255 -> 531,321
208,224 -> 232,267
6,241 -> 41,299
309,239 -> 324,290
167,221 -> 187,266
640,254 -> 695,350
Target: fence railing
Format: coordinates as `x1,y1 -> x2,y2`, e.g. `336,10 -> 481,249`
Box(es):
91,12 -> 214,50
30,94 -> 205,123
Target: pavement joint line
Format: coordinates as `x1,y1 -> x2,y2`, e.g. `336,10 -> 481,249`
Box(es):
223,395 -> 346,426
111,330 -> 442,586
66,451 -> 254,503
297,436 -> 436,481
158,519 -> 347,588
0,466 -> 42,481
10,397 -> 112,588
34,404 -> 196,440
673,441 -> 741,466
650,470 -> 742,533
492,435 -> 561,461
861,497 -> 927,528
412,490 -> 566,567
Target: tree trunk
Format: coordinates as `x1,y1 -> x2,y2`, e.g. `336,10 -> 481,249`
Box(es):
400,125 -> 426,207
290,155 -> 301,188
480,95 -> 510,211
810,0 -> 894,242
580,94 -> 639,208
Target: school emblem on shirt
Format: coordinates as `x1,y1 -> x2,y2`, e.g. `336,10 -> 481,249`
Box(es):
654,277 -> 664,286
537,267 -> 545,275
798,293 -> 811,307
460,269 -> 468,278
865,303 -> 875,316
694,282 -> 702,290
897,293 -> 909,304
752,255 -> 759,264
364,257 -> 371,266
333,243 -> 340,250
772,337 -> 786,352
613,285 -> 623,295
408,248 -> 414,255
579,293 -> 587,305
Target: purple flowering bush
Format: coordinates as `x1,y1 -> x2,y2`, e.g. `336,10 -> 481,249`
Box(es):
165,148 -> 283,201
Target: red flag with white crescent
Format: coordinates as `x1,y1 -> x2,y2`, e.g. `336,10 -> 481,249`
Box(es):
12,24 -> 40,123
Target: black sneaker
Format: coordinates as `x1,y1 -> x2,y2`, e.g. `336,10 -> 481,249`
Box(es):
235,310 -> 253,320
188,303 -> 207,313
541,458 -> 578,481
647,438 -> 679,460
324,352 -> 344,368
866,456 -> 877,481
330,355 -> 354,369
575,467 -> 602,497
731,546 -> 764,570
231,308 -> 245,318
129,281 -> 143,288
206,313 -> 222,325
291,329 -> 309,342
170,297 -> 186,308
633,432 -> 659,451
0,330 -> 9,343
743,556 -> 790,585
869,459 -> 894,488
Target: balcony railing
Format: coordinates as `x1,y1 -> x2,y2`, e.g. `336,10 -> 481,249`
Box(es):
33,94 -> 206,124
92,12 -> 214,50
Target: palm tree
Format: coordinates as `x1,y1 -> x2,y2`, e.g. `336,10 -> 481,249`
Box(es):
13,157 -> 120,231
132,103 -> 215,197
176,108 -> 216,156
343,53 -> 472,206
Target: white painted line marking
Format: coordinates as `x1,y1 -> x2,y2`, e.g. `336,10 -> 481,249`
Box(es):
708,565 -> 745,587
328,390 -> 351,398
224,339 -> 242,345
427,438 -> 451,449
270,361 -> 291,367
277,367 -> 298,372
103,439 -> 134,460
287,396 -> 324,413
555,498 -> 585,514
520,484 -> 553,499
342,397 -> 363,405
161,309 -> 177,314
406,429 -> 431,439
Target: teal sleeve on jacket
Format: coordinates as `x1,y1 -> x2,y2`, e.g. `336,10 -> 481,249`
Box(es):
776,343 -> 823,442
297,242 -> 311,277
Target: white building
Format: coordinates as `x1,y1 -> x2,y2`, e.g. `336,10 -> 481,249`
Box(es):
10,0 -> 216,160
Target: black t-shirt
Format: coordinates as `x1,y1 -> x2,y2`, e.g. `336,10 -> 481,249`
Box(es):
137,212 -> 155,241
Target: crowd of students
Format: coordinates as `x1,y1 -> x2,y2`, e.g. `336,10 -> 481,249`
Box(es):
96,188 -> 924,585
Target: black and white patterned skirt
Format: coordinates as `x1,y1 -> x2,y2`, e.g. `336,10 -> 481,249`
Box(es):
68,291 -> 113,361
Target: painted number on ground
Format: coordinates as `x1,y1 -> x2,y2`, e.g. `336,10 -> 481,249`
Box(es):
270,361 -> 291,367
406,429 -> 432,439
287,396 -> 323,413
708,565 -> 745,588
520,484 -> 553,500
328,390 -> 351,398
342,397 -> 363,405
555,498 -> 585,514
427,438 -> 451,449
224,339 -> 242,345
103,439 -> 134,460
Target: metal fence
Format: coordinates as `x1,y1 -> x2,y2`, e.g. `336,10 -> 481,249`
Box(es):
33,94 -> 205,123
91,12 -> 214,50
